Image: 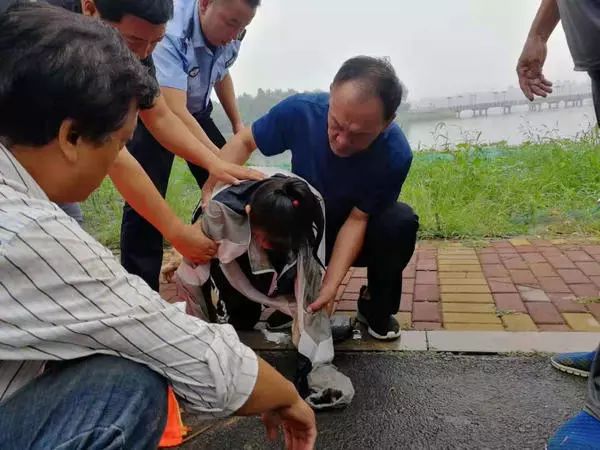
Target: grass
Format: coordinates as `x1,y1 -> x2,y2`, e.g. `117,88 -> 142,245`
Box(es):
82,136 -> 600,249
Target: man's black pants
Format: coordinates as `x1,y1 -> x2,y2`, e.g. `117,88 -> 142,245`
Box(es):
120,110 -> 226,292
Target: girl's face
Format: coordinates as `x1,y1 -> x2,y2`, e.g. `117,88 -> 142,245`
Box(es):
252,227 -> 274,250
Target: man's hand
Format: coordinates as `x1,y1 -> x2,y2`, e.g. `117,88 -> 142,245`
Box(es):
262,398 -> 317,450
517,35 -> 553,101
165,221 -> 217,264
232,121 -> 245,135
308,285 -> 337,314
208,159 -> 264,187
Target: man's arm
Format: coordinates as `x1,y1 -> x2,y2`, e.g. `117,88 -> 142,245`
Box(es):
109,148 -> 217,263
309,208 -> 368,314
214,73 -> 244,134
517,0 -> 560,100
201,127 -> 258,204
142,93 -> 262,184
2,216 -> 316,447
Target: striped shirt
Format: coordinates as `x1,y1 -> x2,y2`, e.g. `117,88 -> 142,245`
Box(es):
0,144 -> 258,417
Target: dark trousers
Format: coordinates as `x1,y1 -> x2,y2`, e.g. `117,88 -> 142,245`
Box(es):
120,109 -> 226,291
589,70 -> 600,126
326,202 -> 419,330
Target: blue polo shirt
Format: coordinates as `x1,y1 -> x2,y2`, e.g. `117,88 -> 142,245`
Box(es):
153,0 -> 241,114
252,93 -> 413,227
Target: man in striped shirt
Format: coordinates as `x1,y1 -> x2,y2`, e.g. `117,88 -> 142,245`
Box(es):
0,4 -> 316,449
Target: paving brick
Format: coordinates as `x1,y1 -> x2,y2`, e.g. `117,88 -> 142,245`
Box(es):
582,245 -> 600,256
502,313 -> 538,331
443,323 -> 505,331
443,312 -> 501,324
550,295 -> 588,313
592,277 -> 600,289
335,285 -> 345,300
336,301 -> 357,311
521,253 -> 546,264
438,278 -> 488,285
529,263 -> 558,278
438,264 -> 482,272
526,302 -> 564,324
493,293 -> 527,313
576,262 -> 600,277
515,246 -> 539,254
537,324 -> 570,332
537,277 -> 572,294
531,239 -> 553,248
402,277 -> 415,294
399,293 -> 413,312
562,313 -> 600,331
415,271 -> 437,285
478,247 -> 497,254
441,293 -> 494,303
342,271 -> 352,285
442,303 -> 496,313
440,284 -> 491,294
353,267 -> 367,278
546,256 -> 577,269
557,269 -> 590,284
518,285 -> 550,302
587,304 -> 600,322
413,301 -> 441,322
396,312 -> 412,330
488,279 -> 518,293
341,291 -> 359,301
345,278 -> 367,293
413,321 -> 442,331
565,250 -> 594,262
479,253 -> 501,264
509,269 -> 538,285
466,272 -> 487,279
493,241 -> 514,249
483,264 -> 510,278
417,259 -> 437,271
414,284 -> 440,301
497,249 -> 519,256
570,284 -> 600,298
510,239 -> 531,247
403,265 -> 416,279
502,257 -> 528,270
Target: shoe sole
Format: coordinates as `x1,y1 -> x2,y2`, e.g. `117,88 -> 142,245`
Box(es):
550,359 -> 590,378
356,312 -> 401,341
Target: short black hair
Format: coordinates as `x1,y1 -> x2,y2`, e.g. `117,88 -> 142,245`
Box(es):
94,0 -> 173,25
216,0 -> 261,8
332,56 -> 404,121
0,2 -> 158,148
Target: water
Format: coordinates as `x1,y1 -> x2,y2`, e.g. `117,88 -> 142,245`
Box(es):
248,101 -> 598,168
404,101 -> 597,150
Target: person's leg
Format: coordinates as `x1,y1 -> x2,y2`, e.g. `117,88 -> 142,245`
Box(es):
356,202 -> 419,339
57,202 -> 84,226
210,260 -> 263,330
547,344 -> 600,448
0,355 -> 167,450
187,112 -> 227,190
120,120 -> 175,291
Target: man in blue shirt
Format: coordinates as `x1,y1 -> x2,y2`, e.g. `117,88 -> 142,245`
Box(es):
121,0 -> 260,291
204,56 -> 419,340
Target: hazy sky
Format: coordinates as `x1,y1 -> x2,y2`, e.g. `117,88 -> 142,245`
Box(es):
229,0 -> 588,102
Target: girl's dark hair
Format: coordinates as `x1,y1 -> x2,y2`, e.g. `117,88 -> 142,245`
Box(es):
249,176 -> 324,265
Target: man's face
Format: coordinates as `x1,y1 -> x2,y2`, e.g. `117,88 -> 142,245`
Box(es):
200,0 -> 256,47
81,1 -> 166,59
327,82 -> 391,158
111,14 -> 166,59
62,104 -> 138,202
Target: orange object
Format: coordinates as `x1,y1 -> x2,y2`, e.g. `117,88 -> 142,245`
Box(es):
158,386 -> 189,448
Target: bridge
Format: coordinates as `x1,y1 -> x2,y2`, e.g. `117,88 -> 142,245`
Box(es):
412,83 -> 593,118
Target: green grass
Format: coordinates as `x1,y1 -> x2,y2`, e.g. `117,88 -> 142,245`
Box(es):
82,137 -> 600,249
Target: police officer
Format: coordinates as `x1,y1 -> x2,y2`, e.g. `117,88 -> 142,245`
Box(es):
121,0 -> 261,290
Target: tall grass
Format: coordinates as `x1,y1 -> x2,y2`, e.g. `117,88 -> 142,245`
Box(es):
82,137 -> 600,249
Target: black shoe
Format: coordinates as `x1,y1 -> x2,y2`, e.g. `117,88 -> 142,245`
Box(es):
266,310 -> 293,331
356,311 -> 401,340
330,315 -> 355,343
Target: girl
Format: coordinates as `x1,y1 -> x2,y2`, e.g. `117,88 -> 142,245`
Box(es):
175,168 -> 354,409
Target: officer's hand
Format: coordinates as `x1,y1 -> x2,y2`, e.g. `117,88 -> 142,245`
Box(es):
517,35 -> 553,101
167,221 -> 217,264
261,398 -> 317,450
208,159 -> 265,187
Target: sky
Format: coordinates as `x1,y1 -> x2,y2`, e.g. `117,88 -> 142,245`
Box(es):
229,0 -> 589,103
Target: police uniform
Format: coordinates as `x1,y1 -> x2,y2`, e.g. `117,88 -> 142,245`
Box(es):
121,0 -> 244,291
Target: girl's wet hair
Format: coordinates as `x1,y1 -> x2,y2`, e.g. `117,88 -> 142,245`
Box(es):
249,176 -> 324,265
